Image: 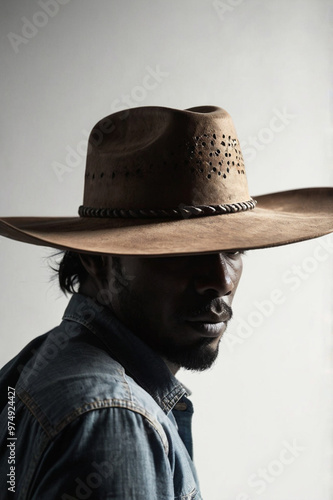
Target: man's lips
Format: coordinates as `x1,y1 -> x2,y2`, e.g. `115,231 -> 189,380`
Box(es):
182,300 -> 232,337
185,319 -> 227,338
185,312 -> 231,323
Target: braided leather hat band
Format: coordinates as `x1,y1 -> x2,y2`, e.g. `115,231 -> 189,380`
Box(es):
78,198 -> 257,219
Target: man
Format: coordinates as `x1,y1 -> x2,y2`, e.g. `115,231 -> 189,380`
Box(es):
0,105 -> 332,499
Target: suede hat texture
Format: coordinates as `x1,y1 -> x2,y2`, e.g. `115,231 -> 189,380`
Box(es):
1,105 -> 332,256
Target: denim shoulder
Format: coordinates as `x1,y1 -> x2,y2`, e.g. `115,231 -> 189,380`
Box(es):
0,321 -> 202,499
7,321 -> 166,440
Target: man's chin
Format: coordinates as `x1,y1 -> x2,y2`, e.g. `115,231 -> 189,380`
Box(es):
162,337 -> 220,372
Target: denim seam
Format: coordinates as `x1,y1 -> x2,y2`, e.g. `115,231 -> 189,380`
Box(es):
55,400 -> 169,455
162,385 -> 187,413
122,369 -> 134,402
178,487 -> 199,500
17,390 -> 53,438
18,391 -> 169,455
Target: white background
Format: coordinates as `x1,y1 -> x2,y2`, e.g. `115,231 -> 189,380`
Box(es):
1,0 -> 333,498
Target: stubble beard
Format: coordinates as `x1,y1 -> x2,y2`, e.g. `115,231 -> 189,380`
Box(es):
113,283 -> 222,372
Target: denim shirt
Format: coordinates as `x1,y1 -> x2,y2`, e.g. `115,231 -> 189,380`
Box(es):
0,293 -> 202,499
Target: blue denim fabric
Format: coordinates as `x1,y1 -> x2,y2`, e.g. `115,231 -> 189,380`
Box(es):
0,293 -> 202,499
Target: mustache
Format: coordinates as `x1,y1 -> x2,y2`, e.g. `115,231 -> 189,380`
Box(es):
184,299 -> 233,321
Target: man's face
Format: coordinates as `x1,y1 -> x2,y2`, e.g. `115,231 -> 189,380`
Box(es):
102,252 -> 243,371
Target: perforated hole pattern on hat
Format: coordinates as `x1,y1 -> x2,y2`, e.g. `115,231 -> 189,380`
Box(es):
84,132 -> 246,182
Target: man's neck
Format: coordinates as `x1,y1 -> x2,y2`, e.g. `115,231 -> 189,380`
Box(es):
162,358 -> 180,376
79,286 -> 181,376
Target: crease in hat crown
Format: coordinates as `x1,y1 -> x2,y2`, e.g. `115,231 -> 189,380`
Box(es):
80,106 -> 254,217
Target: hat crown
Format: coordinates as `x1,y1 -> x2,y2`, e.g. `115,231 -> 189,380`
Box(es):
83,106 -> 250,210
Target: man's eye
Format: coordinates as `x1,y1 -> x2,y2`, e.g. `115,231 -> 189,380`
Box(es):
225,250 -> 246,257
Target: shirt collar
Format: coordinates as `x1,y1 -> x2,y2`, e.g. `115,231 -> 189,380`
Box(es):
62,293 -> 186,414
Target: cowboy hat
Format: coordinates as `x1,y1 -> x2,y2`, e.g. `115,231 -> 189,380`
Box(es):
1,105 -> 332,256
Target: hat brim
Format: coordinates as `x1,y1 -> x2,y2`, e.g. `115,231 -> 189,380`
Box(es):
1,188 -> 333,256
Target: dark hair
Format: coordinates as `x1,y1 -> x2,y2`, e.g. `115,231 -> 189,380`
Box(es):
53,251 -> 88,295
52,251 -> 123,296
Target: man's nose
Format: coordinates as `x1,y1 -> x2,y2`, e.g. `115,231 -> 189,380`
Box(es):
193,253 -> 234,297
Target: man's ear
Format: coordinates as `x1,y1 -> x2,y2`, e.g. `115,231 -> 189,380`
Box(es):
78,254 -> 107,279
